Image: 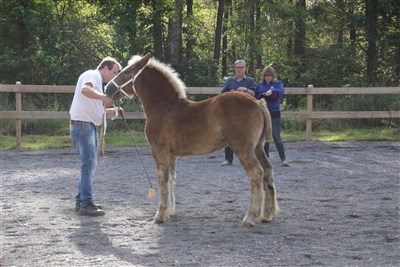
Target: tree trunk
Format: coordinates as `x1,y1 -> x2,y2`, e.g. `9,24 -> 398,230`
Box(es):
128,16 -> 137,56
336,0 -> 345,48
214,0 -> 224,63
255,0 -> 262,71
221,0 -> 231,77
365,0 -> 378,86
248,0 -> 255,75
185,0 -> 194,59
294,0 -> 306,57
349,1 -> 357,48
166,1 -> 183,64
17,0 -> 34,83
152,0 -> 163,59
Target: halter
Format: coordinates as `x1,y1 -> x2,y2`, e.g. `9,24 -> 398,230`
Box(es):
108,79 -> 134,99
107,66 -> 146,100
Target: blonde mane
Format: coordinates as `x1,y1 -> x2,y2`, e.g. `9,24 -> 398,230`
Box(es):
128,55 -> 187,99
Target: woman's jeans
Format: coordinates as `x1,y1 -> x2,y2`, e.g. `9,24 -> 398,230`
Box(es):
265,116 -> 286,160
70,120 -> 98,208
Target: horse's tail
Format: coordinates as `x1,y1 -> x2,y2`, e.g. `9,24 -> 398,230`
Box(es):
257,98 -> 272,141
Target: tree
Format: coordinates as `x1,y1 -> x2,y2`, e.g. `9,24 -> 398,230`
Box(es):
213,0 -> 224,63
365,0 -> 378,85
0,0 -> 398,89
152,0 -> 164,59
166,0 -> 183,64
247,0 -> 256,75
294,0 -> 306,57
221,0 -> 232,77
185,0 -> 195,59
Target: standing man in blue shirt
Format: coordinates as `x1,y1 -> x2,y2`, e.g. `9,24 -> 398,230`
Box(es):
220,59 -> 255,166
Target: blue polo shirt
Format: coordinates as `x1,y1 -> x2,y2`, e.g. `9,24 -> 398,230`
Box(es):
221,76 -> 255,93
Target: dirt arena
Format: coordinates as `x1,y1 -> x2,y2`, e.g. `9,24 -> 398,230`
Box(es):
1,141 -> 399,266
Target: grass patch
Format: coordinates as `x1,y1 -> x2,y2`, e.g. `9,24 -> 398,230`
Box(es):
0,135 -> 73,150
1,127 -> 399,151
0,131 -> 148,150
311,127 -> 400,142
102,131 -> 148,147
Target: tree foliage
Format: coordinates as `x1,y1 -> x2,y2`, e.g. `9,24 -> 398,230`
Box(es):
1,0 -> 398,86
0,0 -> 399,130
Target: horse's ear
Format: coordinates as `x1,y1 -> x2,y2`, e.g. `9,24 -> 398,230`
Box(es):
141,53 -> 152,66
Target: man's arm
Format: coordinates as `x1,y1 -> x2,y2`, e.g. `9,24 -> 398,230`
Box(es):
221,78 -> 232,93
81,82 -> 114,107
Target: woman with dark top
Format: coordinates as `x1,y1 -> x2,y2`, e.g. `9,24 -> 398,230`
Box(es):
255,66 -> 289,167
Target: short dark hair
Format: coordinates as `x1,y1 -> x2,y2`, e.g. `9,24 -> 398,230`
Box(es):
97,57 -> 122,71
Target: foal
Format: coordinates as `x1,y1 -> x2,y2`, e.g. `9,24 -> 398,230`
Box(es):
105,53 -> 279,227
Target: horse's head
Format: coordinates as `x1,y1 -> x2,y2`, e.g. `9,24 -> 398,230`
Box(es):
104,53 -> 152,101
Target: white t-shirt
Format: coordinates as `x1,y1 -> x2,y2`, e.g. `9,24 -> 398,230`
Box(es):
69,69 -> 105,126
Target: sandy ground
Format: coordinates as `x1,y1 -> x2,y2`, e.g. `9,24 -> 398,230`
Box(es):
1,141 -> 399,266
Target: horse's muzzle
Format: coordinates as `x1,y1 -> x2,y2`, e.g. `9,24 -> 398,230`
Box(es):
104,82 -> 121,101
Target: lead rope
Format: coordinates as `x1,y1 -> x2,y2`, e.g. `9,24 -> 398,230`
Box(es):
97,110 -> 107,160
118,109 -> 156,198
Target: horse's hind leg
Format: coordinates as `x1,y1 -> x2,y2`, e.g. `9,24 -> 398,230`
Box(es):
235,149 -> 264,228
255,144 -> 279,222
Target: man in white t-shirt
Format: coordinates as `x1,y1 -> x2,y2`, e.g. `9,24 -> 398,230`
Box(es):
69,57 -> 122,216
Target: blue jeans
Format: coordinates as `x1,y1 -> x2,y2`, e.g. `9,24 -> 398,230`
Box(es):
224,146 -> 234,163
70,120 -> 98,207
265,116 -> 286,160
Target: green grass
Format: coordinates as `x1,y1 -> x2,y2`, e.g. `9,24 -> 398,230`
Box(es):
1,127 -> 399,151
0,131 -> 148,150
282,127 -> 400,142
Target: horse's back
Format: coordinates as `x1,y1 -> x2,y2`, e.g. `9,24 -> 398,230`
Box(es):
145,92 -> 267,156
209,92 -> 265,127
204,92 -> 267,146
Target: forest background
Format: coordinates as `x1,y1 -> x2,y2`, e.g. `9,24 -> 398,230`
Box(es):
0,0 -> 399,139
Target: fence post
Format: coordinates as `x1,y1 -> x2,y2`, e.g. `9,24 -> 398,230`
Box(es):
15,81 -> 22,149
306,84 -> 313,141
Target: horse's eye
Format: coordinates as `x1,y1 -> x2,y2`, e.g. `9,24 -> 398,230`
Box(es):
124,69 -> 130,75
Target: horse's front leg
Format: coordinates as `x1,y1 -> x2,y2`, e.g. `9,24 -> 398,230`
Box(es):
167,155 -> 177,217
153,151 -> 171,224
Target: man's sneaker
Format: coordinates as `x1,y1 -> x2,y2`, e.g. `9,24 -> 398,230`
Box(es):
78,202 -> 105,216
75,202 -> 102,213
220,160 -> 232,166
281,160 -> 290,167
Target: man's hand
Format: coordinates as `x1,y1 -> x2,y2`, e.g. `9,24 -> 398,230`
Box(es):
81,83 -> 114,106
101,95 -> 114,107
237,87 -> 255,97
116,106 -> 124,117
107,106 -> 124,120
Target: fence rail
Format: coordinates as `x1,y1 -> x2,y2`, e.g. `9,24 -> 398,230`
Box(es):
1,83 -> 399,149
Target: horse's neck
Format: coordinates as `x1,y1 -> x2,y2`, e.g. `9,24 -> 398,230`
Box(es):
141,93 -> 180,113
138,73 -> 183,115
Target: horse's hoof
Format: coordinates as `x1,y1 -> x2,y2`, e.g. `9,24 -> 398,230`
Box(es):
261,216 -> 272,223
153,219 -> 164,224
154,213 -> 166,224
241,220 -> 255,228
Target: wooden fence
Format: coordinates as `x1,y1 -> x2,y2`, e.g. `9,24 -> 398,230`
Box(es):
1,83 -> 399,149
